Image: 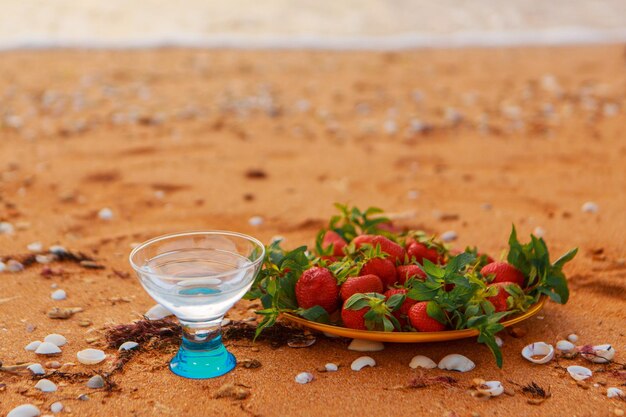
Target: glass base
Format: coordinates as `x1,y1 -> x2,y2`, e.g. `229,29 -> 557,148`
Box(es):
169,340 -> 236,379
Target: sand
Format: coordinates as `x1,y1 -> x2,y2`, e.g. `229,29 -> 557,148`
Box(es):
0,46 -> 625,417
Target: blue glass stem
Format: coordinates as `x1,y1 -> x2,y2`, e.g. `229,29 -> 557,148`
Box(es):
169,318 -> 236,379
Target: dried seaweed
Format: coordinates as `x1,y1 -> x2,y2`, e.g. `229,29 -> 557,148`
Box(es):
407,373 -> 458,389
1,249 -> 96,269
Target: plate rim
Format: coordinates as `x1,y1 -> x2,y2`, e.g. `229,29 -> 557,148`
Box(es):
282,296 -> 547,343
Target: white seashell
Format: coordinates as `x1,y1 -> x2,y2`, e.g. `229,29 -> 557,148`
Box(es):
581,202 -> 599,214
438,354 -> 475,372
27,242 -> 43,252
118,341 -> 139,351
98,208 -> 114,220
533,227 -> 545,238
556,340 -> 575,352
34,379 -> 57,392
348,339 -> 384,352
521,342 -> 554,364
86,375 -> 105,389
77,349 -> 106,365
44,334 -> 67,347
0,222 -> 15,235
35,342 -> 61,355
582,344 -> 615,364
25,341 -> 42,351
49,245 -> 67,255
351,356 -> 376,371
324,363 -> 338,372
0,261 -> 5,272
50,289 -> 66,300
50,402 -> 63,413
77,394 -> 90,401
248,216 -> 264,226
36,255 -> 53,264
567,365 -> 592,381
322,331 -> 340,338
567,334 -> 579,343
7,404 -> 41,417
27,363 -> 45,375
440,231 -> 458,242
7,259 -> 24,272
607,387 -> 624,399
295,372 -> 314,384
477,381 -> 504,397
409,355 -> 437,369
145,304 -> 173,320
495,336 -> 503,347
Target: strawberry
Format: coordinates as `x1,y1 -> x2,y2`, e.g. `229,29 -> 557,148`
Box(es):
396,264 -> 426,285
408,302 -> 446,332
322,230 -> 347,257
360,257 -> 398,287
481,261 -> 525,287
485,282 -> 512,312
406,240 -> 442,265
384,288 -> 417,326
295,267 -> 339,313
339,274 -> 383,302
341,304 -> 368,330
341,293 -> 402,331
352,234 -> 405,264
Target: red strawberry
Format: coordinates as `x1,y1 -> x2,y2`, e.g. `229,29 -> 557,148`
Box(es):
295,267 -> 339,313
361,257 -> 398,287
322,230 -> 347,256
339,274 -> 383,301
352,234 -> 405,264
408,302 -> 446,332
396,264 -> 426,285
341,304 -> 368,330
481,261 -> 525,287
320,255 -> 339,264
384,288 -> 417,325
406,240 -> 442,265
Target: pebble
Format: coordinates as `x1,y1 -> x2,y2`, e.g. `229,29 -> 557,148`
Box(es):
248,216 -> 264,226
25,341 -> 42,351
87,375 -> 105,389
26,363 -> 45,375
44,334 -> 67,347
45,361 -> 61,369
567,334 -> 579,343
49,245 -> 67,255
532,227 -> 545,238
440,231 -> 458,242
495,336 -> 504,347
118,341 -> 139,351
348,339 -> 384,352
27,242 -> 43,252
34,379 -> 57,392
35,342 -> 61,355
77,394 -> 90,401
36,255 -> 53,264
50,402 -> 63,413
0,221 -> 15,234
7,259 -> 25,272
98,207 -> 114,220
295,372 -> 314,384
324,363 -> 338,372
581,202 -> 599,214
0,261 -> 5,272
7,404 -> 40,417
51,289 -> 66,300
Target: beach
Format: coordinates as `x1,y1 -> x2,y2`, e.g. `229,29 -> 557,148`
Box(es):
0,46 -> 625,416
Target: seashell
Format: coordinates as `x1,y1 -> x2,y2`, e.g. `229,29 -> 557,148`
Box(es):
495,336 -> 503,348
48,245 -> 68,255
0,222 -> 15,235
47,307 -> 82,319
7,259 -> 24,272
248,216 -> 264,226
351,356 -> 376,371
87,375 -> 105,389
0,261 -> 5,272
438,354 -> 475,372
607,387 -> 624,399
27,242 -> 43,252
77,349 -> 106,365
348,339 -> 384,352
322,331 -> 340,338
556,340 -> 575,352
287,335 -> 316,348
98,208 -> 114,220
7,404 -> 41,417
581,202 -> 599,214
581,344 -> 615,364
567,365 -> 592,381
51,289 -> 66,300
294,372 -> 314,384
45,361 -> 61,369
145,304 -> 173,320
118,341 -> 139,351
409,355 -> 437,369
44,334 -> 67,347
25,341 -> 42,351
35,342 -> 61,355
440,231 -> 458,242
36,255 -> 53,264
50,402 -> 63,413
27,364 -> 45,375
34,379 -> 57,392
324,363 -> 338,372
476,380 -> 504,397
521,342 -> 554,364
567,334 -> 579,343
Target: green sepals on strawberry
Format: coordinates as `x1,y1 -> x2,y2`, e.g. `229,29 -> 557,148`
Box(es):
352,234 -> 405,265
342,292 -> 404,331
318,229 -> 347,257
328,204 -> 394,242
404,231 -> 448,264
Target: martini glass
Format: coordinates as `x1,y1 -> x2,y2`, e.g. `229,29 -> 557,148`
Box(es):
129,231 -> 265,379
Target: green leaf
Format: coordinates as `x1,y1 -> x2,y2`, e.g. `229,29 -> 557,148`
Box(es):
553,247 -> 578,269
386,293 -> 406,311
345,293 -> 370,310
421,259 -> 445,278
298,306 -> 330,323
426,301 -> 447,324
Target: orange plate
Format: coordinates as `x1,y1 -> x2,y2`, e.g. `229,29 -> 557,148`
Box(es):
283,297 -> 547,343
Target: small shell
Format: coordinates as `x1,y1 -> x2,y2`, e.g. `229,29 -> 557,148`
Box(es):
27,364 -> 45,375
477,381 -> 504,397
49,245 -> 68,255
118,341 -> 139,351
25,341 -> 42,351
438,354 -> 475,372
567,334 -> 579,343
582,344 -> 615,364
50,402 -> 63,413
87,375 -> 105,389
521,342 -> 554,364
607,387 -> 624,399
35,342 -> 62,355
294,372 -> 314,384
145,304 -> 173,320
351,356 -> 376,371
409,355 -> 437,369
77,349 -> 106,365
7,260 -> 24,272
98,208 -> 114,220
581,202 -> 599,214
44,334 -> 67,347
51,289 -> 66,300
348,339 -> 385,352
495,336 -> 503,348
77,394 -> 90,401
34,379 -> 57,392
567,365 -> 592,381
248,216 -> 264,226
556,340 -> 575,352
27,242 -> 43,252
440,231 -> 458,242
7,404 -> 41,417
324,363 -> 338,372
